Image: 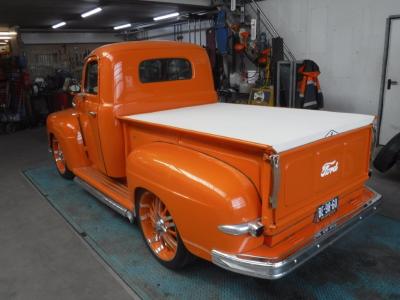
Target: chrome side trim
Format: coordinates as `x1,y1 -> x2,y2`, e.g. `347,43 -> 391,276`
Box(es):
370,120 -> 378,167
212,187 -> 382,280
219,219 -> 264,237
74,177 -> 134,223
269,154 -> 280,209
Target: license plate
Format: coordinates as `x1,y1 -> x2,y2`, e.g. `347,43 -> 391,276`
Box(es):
314,197 -> 339,222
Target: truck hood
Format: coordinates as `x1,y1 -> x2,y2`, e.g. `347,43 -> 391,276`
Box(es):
122,103 -> 375,153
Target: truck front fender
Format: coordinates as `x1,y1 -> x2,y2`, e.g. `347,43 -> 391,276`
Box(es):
126,142 -> 263,260
47,109 -> 89,170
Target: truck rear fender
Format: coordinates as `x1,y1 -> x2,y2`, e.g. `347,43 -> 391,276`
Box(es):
47,109 -> 90,169
126,142 -> 264,260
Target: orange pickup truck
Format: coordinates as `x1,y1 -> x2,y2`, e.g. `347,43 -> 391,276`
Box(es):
47,41 -> 381,279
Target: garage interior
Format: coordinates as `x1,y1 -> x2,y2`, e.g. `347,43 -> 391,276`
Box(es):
0,1 -> 399,299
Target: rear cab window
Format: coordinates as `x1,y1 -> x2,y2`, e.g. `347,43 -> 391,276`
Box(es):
139,58 -> 192,83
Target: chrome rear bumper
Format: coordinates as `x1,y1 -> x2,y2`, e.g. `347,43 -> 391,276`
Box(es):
212,187 -> 382,280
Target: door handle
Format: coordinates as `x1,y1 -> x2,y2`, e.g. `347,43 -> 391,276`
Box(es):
88,111 -> 97,117
387,79 -> 398,90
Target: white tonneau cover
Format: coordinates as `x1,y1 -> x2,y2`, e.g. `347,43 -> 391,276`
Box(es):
125,103 -> 375,153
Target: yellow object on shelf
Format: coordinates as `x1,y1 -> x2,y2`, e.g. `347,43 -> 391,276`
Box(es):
249,86 -> 274,106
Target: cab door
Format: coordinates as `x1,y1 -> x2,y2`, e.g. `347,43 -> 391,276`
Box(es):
77,57 -> 106,173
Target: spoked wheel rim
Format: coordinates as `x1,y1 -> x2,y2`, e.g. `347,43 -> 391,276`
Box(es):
52,138 -> 66,174
139,192 -> 178,262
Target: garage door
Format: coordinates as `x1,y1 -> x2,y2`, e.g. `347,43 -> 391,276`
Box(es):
380,18 -> 400,145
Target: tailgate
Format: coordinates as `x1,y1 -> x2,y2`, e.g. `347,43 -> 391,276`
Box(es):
268,126 -> 373,231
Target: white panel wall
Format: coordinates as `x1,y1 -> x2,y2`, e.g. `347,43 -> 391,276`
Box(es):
256,0 -> 400,115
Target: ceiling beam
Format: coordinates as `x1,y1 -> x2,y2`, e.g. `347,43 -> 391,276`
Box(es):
19,28 -> 115,33
136,0 -> 212,8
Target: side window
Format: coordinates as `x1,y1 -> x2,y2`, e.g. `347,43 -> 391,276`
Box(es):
139,58 -> 192,83
84,61 -> 98,94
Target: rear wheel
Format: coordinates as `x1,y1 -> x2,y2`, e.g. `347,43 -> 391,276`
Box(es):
51,137 -> 74,180
374,132 -> 400,172
136,190 -> 193,269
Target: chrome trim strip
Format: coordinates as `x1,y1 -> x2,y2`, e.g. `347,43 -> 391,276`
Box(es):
74,177 -> 134,222
269,154 -> 280,209
212,187 -> 382,280
371,121 -> 378,166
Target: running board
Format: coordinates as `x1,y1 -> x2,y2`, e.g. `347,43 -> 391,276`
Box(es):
74,177 -> 134,223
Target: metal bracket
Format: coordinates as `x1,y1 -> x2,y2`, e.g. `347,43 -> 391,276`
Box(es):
269,154 -> 280,209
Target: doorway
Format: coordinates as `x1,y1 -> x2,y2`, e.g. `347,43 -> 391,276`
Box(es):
379,16 -> 400,145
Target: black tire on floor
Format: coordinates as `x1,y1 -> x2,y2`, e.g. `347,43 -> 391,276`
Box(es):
374,132 -> 400,173
5,122 -> 16,134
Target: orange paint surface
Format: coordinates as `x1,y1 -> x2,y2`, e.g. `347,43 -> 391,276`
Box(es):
47,41 -> 376,265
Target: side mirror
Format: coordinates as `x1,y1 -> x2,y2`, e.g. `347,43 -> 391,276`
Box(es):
68,84 -> 81,94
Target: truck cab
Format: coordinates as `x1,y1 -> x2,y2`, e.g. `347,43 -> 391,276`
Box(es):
47,41 -> 381,279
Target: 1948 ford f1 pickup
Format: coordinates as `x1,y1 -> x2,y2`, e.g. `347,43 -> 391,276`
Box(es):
47,41 -> 381,279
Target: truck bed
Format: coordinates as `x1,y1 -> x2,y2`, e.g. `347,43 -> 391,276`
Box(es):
122,103 -> 374,153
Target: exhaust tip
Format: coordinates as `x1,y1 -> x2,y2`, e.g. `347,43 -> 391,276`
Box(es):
248,221 -> 264,237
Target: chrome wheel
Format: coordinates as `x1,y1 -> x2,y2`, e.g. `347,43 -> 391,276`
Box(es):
51,136 -> 74,180
138,191 -> 178,261
52,138 -> 66,174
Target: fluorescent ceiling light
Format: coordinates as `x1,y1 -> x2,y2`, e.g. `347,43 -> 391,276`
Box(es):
0,32 -> 17,36
0,42 -> 7,45
81,7 -> 102,18
52,22 -> 66,29
114,23 -> 131,30
0,36 -> 11,40
153,12 -> 179,21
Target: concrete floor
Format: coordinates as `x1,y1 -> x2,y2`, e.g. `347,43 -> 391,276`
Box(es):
0,127 -> 399,299
0,128 -> 134,300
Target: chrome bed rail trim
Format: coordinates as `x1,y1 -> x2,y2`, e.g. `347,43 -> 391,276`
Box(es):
268,154 -> 280,209
74,177 -> 134,222
212,187 -> 382,280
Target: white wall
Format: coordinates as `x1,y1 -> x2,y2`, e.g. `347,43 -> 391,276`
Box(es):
256,0 -> 400,115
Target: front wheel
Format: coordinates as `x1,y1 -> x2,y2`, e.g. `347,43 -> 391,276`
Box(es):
136,190 -> 193,269
51,136 -> 75,180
